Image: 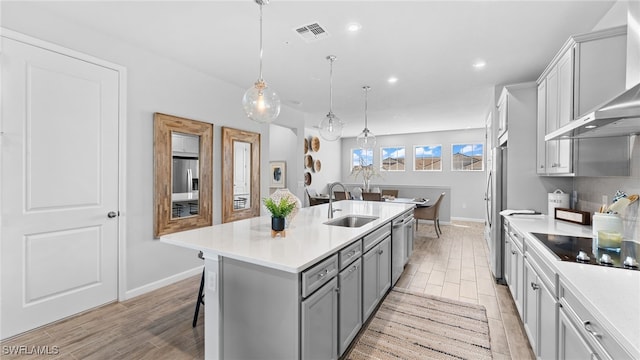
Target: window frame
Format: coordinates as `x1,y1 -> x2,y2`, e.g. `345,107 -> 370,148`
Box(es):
413,144 -> 443,172
451,143 -> 484,171
380,145 -> 406,172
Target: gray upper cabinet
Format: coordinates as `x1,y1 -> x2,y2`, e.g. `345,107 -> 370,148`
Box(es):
536,26 -> 627,176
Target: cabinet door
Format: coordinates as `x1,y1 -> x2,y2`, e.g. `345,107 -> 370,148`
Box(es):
362,246 -> 379,320
378,237 -> 392,298
302,277 -> 338,360
558,307 -> 594,360
339,259 -> 362,356
497,90 -> 508,138
539,281 -> 558,360
504,235 -> 512,288
557,49 -> 573,127
523,260 -> 539,354
546,66 -> 559,133
536,81 -> 548,174
514,244 -> 524,318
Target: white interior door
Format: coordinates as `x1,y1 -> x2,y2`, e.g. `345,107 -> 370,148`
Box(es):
1,35 -> 120,339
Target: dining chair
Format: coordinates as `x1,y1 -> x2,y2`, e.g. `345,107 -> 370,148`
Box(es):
350,187 -> 363,200
381,189 -> 399,198
334,191 -> 350,200
362,192 -> 382,201
306,187 -> 324,206
414,192 -> 445,237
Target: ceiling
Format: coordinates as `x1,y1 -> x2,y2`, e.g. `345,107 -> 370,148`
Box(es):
30,0 -> 617,137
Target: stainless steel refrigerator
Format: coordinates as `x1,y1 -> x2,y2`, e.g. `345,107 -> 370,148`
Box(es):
172,156 -> 199,193
485,146 -> 506,281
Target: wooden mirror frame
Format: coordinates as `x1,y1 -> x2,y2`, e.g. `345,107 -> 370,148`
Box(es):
222,127 -> 260,223
154,113 -> 213,237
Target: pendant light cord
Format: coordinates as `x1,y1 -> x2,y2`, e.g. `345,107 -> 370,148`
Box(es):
258,3 -> 264,82
364,87 -> 368,130
329,57 -> 334,114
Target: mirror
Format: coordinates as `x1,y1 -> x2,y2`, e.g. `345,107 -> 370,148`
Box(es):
154,113 -> 213,237
222,127 -> 260,223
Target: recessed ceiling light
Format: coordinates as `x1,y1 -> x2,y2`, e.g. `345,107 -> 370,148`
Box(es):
347,23 -> 362,32
472,60 -> 486,69
388,77 -> 398,84
585,125 -> 597,129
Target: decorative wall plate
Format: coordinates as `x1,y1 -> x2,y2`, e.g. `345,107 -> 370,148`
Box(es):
304,138 -> 309,154
305,154 -> 313,169
304,172 -> 312,186
314,159 -> 322,172
311,136 -> 320,152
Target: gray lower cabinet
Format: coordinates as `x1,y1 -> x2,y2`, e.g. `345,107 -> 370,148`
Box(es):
302,277 -> 339,360
338,258 -> 362,356
363,236 -> 391,320
558,307 -> 594,360
523,258 -> 557,359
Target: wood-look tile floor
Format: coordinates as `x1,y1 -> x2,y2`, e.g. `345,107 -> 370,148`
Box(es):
1,220 -> 534,359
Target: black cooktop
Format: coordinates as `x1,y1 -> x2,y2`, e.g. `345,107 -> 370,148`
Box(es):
531,233 -> 639,270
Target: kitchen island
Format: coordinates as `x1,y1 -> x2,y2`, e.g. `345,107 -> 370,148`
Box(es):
161,200 -> 414,360
503,215 -> 640,360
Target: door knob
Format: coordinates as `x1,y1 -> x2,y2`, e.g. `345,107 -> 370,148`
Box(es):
107,211 -> 118,218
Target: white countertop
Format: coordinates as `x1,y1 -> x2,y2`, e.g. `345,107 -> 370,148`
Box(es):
172,191 -> 199,202
504,215 -> 640,358
161,200 -> 414,273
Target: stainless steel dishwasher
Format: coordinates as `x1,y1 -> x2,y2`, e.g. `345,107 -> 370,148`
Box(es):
391,211 -> 414,285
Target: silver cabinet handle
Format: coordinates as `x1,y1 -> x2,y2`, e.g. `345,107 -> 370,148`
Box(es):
349,265 -> 358,273
378,249 -> 384,255
511,250 -> 517,255
347,250 -> 356,258
583,321 -> 601,338
107,211 -> 118,218
531,282 -> 539,290
317,269 -> 328,278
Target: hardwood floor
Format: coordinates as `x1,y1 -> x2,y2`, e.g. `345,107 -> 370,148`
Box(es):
1,220 -> 534,359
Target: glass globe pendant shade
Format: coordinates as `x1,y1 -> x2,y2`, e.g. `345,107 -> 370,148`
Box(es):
319,111 -> 344,141
357,128 -> 376,149
242,79 -> 281,123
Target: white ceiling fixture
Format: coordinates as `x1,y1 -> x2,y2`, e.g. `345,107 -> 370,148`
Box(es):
346,22 -> 362,32
294,22 -> 330,43
356,86 -> 376,149
388,76 -> 399,84
473,60 -> 487,69
242,0 -> 280,124
318,55 -> 344,141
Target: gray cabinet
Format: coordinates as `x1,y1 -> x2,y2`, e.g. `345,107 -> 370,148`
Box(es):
363,236 -> 391,320
505,226 -> 524,318
338,258 -> 362,356
302,277 -> 339,360
536,26 -> 627,176
558,307 -> 594,360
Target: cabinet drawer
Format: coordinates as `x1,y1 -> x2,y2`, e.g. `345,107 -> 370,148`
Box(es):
508,227 -> 524,250
525,243 -> 557,295
302,254 -> 339,298
559,280 -> 631,360
363,224 -> 391,253
339,240 -> 362,270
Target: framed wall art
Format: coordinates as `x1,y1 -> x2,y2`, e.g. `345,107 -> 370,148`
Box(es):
270,161 -> 286,188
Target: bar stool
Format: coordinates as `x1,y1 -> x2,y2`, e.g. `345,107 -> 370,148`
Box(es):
193,251 -> 205,327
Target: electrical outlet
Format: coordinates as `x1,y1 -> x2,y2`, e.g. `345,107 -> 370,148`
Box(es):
207,271 -> 217,292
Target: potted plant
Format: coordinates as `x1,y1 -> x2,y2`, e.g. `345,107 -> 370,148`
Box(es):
263,197 -> 297,232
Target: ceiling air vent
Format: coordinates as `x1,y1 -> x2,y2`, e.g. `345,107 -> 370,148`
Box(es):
294,22 -> 329,43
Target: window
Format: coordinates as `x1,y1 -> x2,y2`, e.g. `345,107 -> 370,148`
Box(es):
414,145 -> 442,171
351,148 -> 373,170
451,143 -> 484,171
380,146 -> 405,171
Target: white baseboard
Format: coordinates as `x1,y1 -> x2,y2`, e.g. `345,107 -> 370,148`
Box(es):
123,266 -> 203,300
451,217 -> 485,223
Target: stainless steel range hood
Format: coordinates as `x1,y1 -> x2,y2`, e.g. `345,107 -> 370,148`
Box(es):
545,82 -> 640,140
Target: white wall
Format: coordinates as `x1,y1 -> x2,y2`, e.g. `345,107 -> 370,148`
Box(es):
268,124 -> 298,193
1,2 -> 306,295
302,127 -> 342,205
341,129 -> 487,221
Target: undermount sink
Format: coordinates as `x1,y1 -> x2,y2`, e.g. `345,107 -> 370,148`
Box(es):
324,215 -> 379,228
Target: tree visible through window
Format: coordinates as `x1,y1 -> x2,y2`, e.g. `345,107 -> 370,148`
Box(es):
414,145 -> 442,171
380,146 -> 405,171
351,148 -> 373,170
451,143 -> 484,171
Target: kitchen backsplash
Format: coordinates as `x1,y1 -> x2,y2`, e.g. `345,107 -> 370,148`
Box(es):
575,136 -> 639,241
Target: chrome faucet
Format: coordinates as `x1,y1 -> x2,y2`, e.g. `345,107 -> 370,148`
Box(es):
327,182 -> 347,218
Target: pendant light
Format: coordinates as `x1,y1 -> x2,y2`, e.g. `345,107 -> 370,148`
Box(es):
356,86 -> 376,149
242,0 -> 281,123
318,55 -> 344,141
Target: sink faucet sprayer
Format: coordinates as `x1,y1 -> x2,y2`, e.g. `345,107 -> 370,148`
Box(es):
327,182 -> 347,219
